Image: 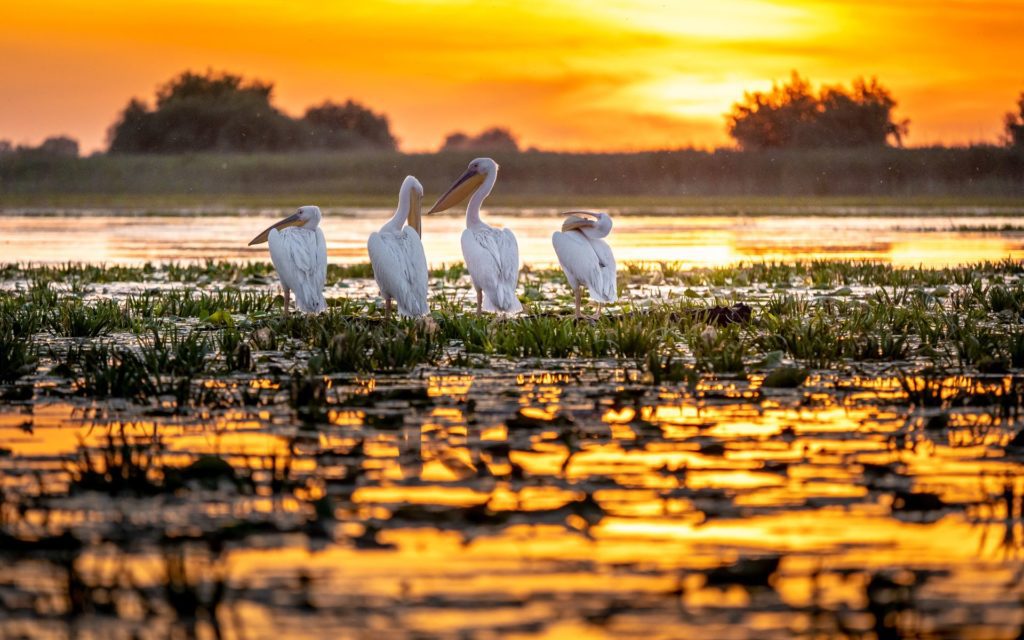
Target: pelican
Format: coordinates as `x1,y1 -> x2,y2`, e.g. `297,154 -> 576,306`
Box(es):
551,211 -> 617,317
248,205 -> 327,314
427,157 -> 522,314
367,176 -> 429,318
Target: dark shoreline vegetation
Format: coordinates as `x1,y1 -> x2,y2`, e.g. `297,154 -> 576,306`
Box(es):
3,147 -> 1024,204
4,258 -> 1024,636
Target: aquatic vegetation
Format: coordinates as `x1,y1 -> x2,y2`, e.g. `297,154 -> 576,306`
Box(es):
0,294 -> 47,337
48,298 -> 127,337
759,309 -> 846,369
69,343 -> 156,400
128,288 -> 276,318
606,313 -> 667,360
3,257 -> 1024,638
216,327 -> 253,372
687,324 -> 749,373
308,318 -> 442,373
66,428 -> 166,495
0,329 -> 36,382
761,365 -> 809,388
493,316 -> 587,359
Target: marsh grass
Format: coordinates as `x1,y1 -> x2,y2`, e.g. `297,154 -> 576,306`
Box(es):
138,327 -> 212,377
688,325 -> 749,374
4,258 -> 1021,291
128,289 -> 276,318
70,343 -> 156,400
0,295 -> 46,337
0,330 -> 36,382
306,317 -> 442,373
48,299 -> 127,337
2,259 -> 1022,401
217,327 -> 253,372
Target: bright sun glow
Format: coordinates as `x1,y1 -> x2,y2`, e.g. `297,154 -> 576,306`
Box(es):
1,0 -> 1022,152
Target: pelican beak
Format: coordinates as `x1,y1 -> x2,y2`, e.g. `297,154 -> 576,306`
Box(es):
427,168 -> 485,214
408,190 -> 423,237
561,210 -> 599,232
248,211 -> 303,246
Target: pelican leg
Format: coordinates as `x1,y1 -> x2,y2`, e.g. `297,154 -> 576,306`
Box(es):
476,288 -> 483,315
283,288 -> 291,315
592,303 -> 603,321
385,297 -> 393,320
574,286 -> 583,319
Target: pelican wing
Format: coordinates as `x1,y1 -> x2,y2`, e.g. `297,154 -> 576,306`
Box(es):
462,226 -> 522,313
590,238 -> 617,302
367,228 -> 429,317
552,231 -> 617,303
269,227 -> 328,313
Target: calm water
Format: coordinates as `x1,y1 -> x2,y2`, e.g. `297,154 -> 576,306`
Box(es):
3,367 -> 1024,638
3,208 -> 1024,638
2,209 -> 1023,267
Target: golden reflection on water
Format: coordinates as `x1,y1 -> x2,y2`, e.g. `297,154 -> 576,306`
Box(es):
4,368 -> 1024,637
1,212 -> 1022,267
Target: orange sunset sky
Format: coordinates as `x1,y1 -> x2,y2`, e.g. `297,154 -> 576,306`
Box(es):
3,0 -> 1023,153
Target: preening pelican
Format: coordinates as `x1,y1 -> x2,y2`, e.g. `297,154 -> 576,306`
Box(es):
367,176 -> 429,318
248,205 -> 327,314
552,211 -> 617,317
427,157 -> 522,314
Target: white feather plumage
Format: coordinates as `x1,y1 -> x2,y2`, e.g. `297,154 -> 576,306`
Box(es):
368,176 -> 429,317
462,226 -> 522,313
268,225 -> 327,313
552,230 -> 617,303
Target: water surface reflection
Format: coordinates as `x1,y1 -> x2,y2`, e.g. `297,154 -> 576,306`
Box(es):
2,210 -> 1022,267
3,368 -> 1024,638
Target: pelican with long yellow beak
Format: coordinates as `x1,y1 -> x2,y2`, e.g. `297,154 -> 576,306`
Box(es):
552,211 -> 617,317
427,157 -> 522,314
248,205 -> 327,314
367,176 -> 429,318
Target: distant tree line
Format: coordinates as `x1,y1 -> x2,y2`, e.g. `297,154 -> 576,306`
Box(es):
107,70 -> 396,153
440,127 -> 519,152
7,69 -> 1024,156
0,135 -> 79,158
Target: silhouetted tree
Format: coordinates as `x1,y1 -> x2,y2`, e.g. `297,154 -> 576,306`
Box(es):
1005,91 -> 1024,148
727,72 -> 908,150
5,135 -> 80,157
107,70 -> 397,153
302,100 -> 396,150
441,132 -> 471,150
36,136 -> 80,157
108,71 -> 300,153
441,127 -> 519,152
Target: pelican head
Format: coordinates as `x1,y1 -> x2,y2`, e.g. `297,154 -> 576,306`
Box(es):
401,176 -> 424,237
561,210 -> 612,239
249,205 -> 322,246
427,157 -> 498,214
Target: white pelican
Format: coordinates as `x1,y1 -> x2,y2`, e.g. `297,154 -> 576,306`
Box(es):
367,176 -> 429,318
427,158 -> 522,314
248,205 -> 327,314
551,211 -> 617,317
